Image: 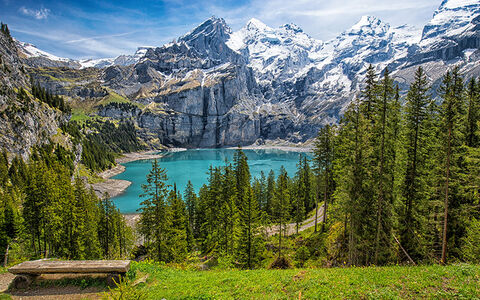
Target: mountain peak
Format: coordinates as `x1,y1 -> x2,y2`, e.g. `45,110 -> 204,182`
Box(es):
180,16 -> 231,44
347,15 -> 389,36
282,23 -> 303,33
246,18 -> 270,31
422,0 -> 480,42
438,0 -> 480,10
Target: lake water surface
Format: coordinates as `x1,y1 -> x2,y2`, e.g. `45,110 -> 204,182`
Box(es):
112,148 -> 310,213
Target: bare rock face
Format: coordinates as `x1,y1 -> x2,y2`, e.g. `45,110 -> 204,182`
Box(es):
98,17 -> 264,148
0,32 -> 63,159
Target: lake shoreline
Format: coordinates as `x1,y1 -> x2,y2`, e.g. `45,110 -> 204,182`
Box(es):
91,145 -> 312,217
91,150 -> 170,199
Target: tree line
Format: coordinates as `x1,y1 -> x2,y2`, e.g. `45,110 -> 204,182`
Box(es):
321,65 -> 479,266
138,66 -> 479,268
31,82 -> 71,113
0,143 -> 132,265
137,148 -> 317,268
62,119 -> 143,172
0,22 -> 12,43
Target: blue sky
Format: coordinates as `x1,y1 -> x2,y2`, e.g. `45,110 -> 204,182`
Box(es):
1,0 -> 441,59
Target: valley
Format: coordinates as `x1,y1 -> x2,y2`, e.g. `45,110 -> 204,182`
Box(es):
0,0 -> 479,298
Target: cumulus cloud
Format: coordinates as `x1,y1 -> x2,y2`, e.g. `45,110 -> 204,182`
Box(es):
19,6 -> 50,20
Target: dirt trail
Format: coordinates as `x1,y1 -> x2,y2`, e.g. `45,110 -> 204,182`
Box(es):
265,204 -> 325,236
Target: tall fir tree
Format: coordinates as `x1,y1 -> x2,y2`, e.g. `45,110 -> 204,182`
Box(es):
400,66 -> 431,261
273,166 -> 291,257
314,125 -> 335,233
138,159 -> 171,261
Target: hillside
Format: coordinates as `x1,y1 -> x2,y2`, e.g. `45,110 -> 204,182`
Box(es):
0,25 -> 65,158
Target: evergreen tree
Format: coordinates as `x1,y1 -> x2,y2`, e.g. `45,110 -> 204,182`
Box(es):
168,190 -> 188,262
437,68 -> 465,263
273,166 -> 291,257
373,67 -> 396,265
465,78 -> 479,147
361,65 -> 379,121
138,159 -> 171,261
237,187 -> 263,268
399,66 -> 431,261
293,156 -> 306,234
333,99 -> 373,265
314,125 -> 335,233
184,180 -> 198,245
266,170 -> 276,219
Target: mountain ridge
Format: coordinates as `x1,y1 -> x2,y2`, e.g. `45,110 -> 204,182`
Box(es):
10,0 -> 480,149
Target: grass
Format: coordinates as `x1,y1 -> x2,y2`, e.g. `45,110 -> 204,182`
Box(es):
70,109 -> 98,123
97,91 -> 131,107
76,163 -> 105,184
124,262 -> 480,299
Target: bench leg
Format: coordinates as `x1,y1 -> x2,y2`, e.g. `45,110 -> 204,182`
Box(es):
11,274 -> 38,289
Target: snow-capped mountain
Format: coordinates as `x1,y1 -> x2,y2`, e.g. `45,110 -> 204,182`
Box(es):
17,40 -> 74,63
422,0 -> 480,47
16,0 -> 480,147
16,41 -> 153,69
227,18 -> 323,84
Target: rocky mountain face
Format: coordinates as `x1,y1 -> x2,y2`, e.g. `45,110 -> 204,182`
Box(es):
0,32 -> 63,158
13,0 -> 480,149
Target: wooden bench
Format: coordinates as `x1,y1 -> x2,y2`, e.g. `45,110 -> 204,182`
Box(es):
8,259 -> 130,288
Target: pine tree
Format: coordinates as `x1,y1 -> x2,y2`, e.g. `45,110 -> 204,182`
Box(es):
237,187 -> 263,268
314,125 -> 335,233
266,170 -> 276,220
293,156 -> 306,234
465,78 -> 479,147
361,65 -> 379,121
168,190 -> 188,262
438,68 -> 465,263
234,148 -> 251,207
184,180 -> 198,246
400,66 -> 431,261
373,67 -> 396,265
333,98 -> 373,266
138,159 -> 171,261
273,166 -> 291,257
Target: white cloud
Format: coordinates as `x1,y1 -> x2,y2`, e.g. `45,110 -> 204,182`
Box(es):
19,6 -> 50,20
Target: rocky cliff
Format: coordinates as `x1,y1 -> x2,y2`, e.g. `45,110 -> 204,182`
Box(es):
0,29 -> 64,158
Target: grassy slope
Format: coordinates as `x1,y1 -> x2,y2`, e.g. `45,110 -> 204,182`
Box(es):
131,262 -> 480,299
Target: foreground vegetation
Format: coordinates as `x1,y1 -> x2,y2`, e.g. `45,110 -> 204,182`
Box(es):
109,262 -> 480,299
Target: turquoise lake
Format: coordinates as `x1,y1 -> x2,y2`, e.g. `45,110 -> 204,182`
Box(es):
112,148 -> 311,213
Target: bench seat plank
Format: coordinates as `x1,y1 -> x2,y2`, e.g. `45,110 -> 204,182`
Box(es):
9,260 -> 130,275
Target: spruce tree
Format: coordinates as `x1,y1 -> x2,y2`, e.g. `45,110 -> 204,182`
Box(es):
465,78 -> 479,147
184,181 -> 198,244
273,166 -> 291,257
400,66 -> 431,261
237,187 -> 262,268
266,170 -> 276,220
438,68 -> 465,263
138,159 -> 171,261
314,125 -> 335,233
168,190 -> 188,262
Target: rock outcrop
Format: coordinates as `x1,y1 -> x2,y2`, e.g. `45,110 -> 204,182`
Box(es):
0,32 -> 63,158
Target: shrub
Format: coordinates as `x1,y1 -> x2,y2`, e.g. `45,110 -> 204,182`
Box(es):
268,256 -> 292,269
